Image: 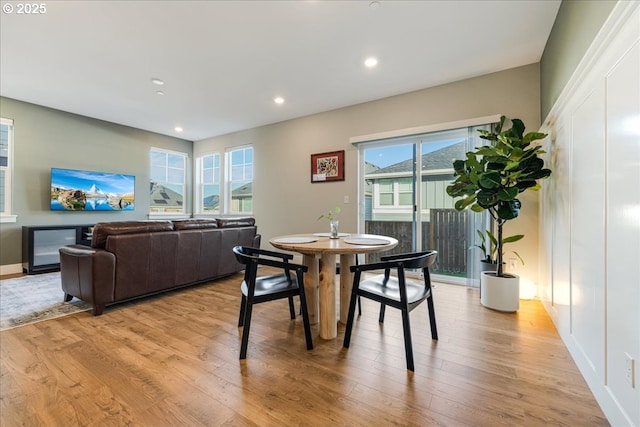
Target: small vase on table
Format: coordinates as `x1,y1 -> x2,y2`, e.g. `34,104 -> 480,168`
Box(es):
330,219 -> 340,239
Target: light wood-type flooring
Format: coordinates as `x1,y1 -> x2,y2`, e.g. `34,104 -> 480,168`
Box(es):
0,268 -> 609,426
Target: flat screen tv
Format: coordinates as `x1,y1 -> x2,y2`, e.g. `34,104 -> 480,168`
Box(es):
50,168 -> 135,211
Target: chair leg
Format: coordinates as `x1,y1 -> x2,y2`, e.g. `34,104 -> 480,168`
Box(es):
357,296 -> 362,316
238,294 -> 247,327
378,303 -> 386,323
401,309 -> 415,372
299,294 -> 314,350
342,291 -> 359,348
239,301 -> 254,359
288,296 -> 296,320
427,296 -> 438,340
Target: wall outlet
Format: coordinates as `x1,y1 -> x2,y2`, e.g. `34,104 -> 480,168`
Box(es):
343,195 -> 349,203
624,352 -> 635,388
509,258 -> 517,270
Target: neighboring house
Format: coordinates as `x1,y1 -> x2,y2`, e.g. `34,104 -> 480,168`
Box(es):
365,141 -> 465,221
149,182 -> 183,213
230,182 -> 252,213
202,194 -> 220,211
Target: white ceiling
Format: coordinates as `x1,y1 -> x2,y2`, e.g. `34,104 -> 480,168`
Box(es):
0,0 -> 561,141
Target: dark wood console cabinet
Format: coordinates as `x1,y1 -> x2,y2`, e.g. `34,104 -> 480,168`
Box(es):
22,225 -> 93,274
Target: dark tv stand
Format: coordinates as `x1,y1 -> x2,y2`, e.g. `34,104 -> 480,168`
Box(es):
22,225 -> 93,274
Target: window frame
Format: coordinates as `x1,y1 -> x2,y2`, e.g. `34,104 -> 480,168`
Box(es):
0,117 -> 16,223
225,145 -> 254,215
149,147 -> 189,216
195,152 -> 221,214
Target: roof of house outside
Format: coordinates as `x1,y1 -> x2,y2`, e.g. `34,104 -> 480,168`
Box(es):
150,182 -> 183,207
367,141 -> 466,176
232,183 -> 252,197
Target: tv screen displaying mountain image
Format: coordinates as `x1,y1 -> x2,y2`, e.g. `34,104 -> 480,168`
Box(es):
50,168 -> 135,211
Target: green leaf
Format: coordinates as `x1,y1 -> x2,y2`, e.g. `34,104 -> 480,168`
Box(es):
523,131 -> 547,144
515,180 -> 537,191
496,200 -> 520,220
527,168 -> 552,180
478,171 -> 501,189
504,160 -> 520,171
510,119 -> 525,139
497,187 -> 518,201
486,161 -> 506,171
454,196 -> 475,211
502,234 -> 524,243
476,190 -> 498,208
452,159 -> 466,174
475,146 -> 498,156
470,203 -> 485,212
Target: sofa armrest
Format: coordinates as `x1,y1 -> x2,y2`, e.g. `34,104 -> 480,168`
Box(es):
59,245 -> 116,315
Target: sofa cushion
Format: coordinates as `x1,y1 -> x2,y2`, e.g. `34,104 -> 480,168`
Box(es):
216,217 -> 255,228
172,219 -> 218,230
92,220 -> 174,248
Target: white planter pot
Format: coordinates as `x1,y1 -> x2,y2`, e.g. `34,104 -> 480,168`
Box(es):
480,271 -> 520,312
479,260 -> 497,273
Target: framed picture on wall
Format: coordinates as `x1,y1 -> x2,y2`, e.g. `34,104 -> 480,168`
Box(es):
310,150 -> 345,183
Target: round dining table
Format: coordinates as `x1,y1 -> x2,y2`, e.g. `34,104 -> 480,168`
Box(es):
269,233 -> 398,339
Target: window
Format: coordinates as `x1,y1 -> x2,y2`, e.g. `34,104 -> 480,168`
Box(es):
398,177 -> 413,206
0,118 -> 15,222
227,146 -> 253,214
358,122 -> 495,285
378,179 -> 394,206
150,148 -> 187,214
197,153 -> 220,213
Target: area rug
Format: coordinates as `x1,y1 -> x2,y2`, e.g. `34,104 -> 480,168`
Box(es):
0,272 -> 92,331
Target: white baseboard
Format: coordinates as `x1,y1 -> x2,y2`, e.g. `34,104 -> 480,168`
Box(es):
0,264 -> 23,276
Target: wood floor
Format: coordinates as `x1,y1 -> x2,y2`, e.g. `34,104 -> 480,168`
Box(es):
0,269 -> 609,426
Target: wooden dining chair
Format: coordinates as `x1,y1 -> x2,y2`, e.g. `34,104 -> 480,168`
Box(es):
342,251 -> 438,372
232,246 -> 314,359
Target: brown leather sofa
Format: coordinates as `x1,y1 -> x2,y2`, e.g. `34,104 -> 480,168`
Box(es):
59,217 -> 260,315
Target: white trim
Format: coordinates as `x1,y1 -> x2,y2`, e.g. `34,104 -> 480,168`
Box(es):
540,2 -> 640,426
1,117 -> 14,217
350,114 -> 502,145
148,213 -> 190,220
150,146 -> 191,158
0,215 -> 17,223
0,263 -> 23,276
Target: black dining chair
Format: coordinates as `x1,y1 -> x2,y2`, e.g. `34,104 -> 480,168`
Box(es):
232,246 -> 314,359
342,251 -> 438,372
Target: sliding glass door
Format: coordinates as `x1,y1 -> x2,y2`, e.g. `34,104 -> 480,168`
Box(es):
358,125 -> 491,284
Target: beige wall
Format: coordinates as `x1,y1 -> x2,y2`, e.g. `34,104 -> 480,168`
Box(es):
540,0 -> 616,119
0,97 -> 192,269
195,63 -> 543,285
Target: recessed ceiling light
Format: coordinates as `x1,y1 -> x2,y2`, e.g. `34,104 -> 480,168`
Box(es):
174,126 -> 183,132
151,78 -> 164,86
364,57 -> 378,68
369,1 -> 380,10
156,91 -> 165,96
274,97 -> 285,105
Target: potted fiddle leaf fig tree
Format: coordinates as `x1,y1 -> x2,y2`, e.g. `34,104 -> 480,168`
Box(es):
446,116 -> 552,311
472,228 -> 524,272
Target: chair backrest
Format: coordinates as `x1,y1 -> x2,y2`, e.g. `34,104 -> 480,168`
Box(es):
232,245 -> 253,265
382,250 -> 437,271
232,245 -> 306,273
